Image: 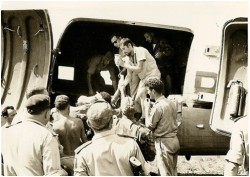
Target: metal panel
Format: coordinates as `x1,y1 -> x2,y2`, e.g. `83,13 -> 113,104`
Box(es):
178,107 -> 230,155
1,10 -> 52,110
210,18 -> 248,136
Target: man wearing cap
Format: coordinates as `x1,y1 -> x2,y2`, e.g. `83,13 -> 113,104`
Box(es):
52,95 -> 87,175
74,102 -> 151,176
11,86 -> 49,125
1,94 -> 67,176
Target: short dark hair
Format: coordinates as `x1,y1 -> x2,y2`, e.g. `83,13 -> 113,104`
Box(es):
54,95 -> 70,111
2,106 -> 14,117
120,38 -> 134,47
109,33 -> 122,40
55,102 -> 69,111
26,87 -> 48,99
144,32 -> 154,37
145,78 -> 164,94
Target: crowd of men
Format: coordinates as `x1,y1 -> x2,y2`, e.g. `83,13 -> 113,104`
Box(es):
1,33 -> 248,176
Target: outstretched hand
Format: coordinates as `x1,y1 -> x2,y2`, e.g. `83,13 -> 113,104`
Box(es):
116,57 -> 125,67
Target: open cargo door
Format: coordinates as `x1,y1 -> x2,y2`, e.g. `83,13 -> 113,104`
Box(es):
50,18 -> 193,103
1,10 -> 52,110
210,18 -> 248,136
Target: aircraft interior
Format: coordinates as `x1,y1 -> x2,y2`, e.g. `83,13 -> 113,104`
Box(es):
50,19 -> 194,104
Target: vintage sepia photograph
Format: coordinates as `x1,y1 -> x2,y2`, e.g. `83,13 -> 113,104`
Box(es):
1,0 -> 248,176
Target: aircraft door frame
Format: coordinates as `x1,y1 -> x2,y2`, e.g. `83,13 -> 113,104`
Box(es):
1,10 -> 53,110
210,18 -> 248,136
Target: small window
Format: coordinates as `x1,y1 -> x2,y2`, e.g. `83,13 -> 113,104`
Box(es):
58,66 -> 74,81
200,77 -> 215,88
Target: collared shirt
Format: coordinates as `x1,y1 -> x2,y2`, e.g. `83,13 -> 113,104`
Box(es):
10,108 -> 26,125
147,95 -> 178,138
2,118 -> 66,176
133,46 -> 161,81
74,129 -> 151,176
225,117 -> 249,171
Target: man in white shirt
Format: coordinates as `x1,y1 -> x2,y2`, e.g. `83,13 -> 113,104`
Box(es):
116,38 -> 161,119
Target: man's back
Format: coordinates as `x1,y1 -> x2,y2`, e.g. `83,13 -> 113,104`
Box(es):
113,116 -> 139,138
148,96 -> 178,138
2,120 -> 61,176
88,54 -> 115,73
74,130 -> 150,176
53,115 -> 85,156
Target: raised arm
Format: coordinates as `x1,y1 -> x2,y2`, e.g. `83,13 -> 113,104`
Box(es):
123,60 -> 144,73
117,57 -> 144,73
122,69 -> 132,88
